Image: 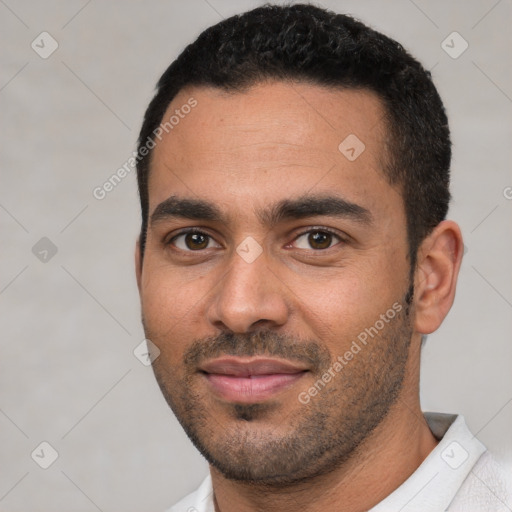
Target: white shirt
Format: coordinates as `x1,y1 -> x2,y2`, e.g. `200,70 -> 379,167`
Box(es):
167,412 -> 512,512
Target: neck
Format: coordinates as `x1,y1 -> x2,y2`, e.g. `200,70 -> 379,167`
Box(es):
210,348 -> 438,512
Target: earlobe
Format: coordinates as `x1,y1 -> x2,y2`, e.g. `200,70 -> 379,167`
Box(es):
413,220 -> 464,335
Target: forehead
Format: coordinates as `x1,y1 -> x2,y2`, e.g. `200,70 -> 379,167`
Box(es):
148,81 -> 400,225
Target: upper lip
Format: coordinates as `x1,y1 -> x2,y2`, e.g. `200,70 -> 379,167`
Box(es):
199,357 -> 309,377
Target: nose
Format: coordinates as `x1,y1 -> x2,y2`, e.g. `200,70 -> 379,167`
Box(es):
206,244 -> 289,333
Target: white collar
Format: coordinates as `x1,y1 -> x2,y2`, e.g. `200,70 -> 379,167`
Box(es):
370,412 -> 486,511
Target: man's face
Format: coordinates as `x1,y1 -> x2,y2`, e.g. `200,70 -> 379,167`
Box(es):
137,82 -> 416,485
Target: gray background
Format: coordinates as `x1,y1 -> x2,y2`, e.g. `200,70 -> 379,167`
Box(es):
1,0 -> 511,510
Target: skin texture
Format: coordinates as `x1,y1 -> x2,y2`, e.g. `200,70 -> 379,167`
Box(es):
135,81 -> 464,512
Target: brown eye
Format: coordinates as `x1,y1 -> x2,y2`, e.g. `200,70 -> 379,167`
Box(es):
169,230 -> 220,251
293,230 -> 341,250
308,231 -> 332,249
184,232 -> 209,250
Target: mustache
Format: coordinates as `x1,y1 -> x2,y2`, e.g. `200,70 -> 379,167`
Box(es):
184,330 -> 331,374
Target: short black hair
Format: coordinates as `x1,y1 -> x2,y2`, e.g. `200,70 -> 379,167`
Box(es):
136,3 -> 451,268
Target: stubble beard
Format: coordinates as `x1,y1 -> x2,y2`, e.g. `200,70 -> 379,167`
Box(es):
146,288 -> 414,487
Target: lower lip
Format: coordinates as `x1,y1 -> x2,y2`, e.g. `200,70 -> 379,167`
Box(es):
204,372 -> 306,403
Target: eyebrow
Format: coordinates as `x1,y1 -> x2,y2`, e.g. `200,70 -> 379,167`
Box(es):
150,194 -> 372,228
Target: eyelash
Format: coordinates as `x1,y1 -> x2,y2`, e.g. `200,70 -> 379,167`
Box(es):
292,227 -> 345,250
166,227 -> 345,252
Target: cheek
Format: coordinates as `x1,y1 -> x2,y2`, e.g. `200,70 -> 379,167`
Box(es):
140,265 -> 195,349
293,265 -> 400,348
293,272 -> 368,341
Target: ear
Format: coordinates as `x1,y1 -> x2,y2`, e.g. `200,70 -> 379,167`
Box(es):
413,220 -> 464,334
135,237 -> 142,292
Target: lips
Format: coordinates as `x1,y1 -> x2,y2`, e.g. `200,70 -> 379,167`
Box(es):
199,357 -> 308,403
